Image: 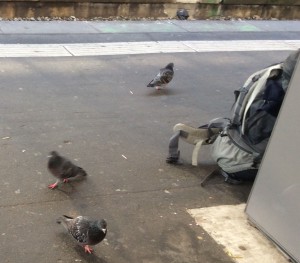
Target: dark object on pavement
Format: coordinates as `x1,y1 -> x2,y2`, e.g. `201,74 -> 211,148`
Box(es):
221,169 -> 257,184
177,9 -> 189,20
166,150 -> 180,164
200,169 -> 257,187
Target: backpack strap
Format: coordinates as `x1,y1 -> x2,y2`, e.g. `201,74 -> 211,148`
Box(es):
232,74 -> 261,126
167,122 -> 223,166
231,63 -> 283,129
192,140 -> 205,166
166,130 -> 181,163
241,63 -> 283,135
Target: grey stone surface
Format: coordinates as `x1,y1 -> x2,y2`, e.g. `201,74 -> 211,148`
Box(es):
0,21 -> 100,34
0,20 -> 299,45
0,50 -> 292,262
0,20 -> 300,36
0,20 -> 298,262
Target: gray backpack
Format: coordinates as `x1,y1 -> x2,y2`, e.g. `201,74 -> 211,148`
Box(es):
211,63 -> 284,174
167,50 -> 299,181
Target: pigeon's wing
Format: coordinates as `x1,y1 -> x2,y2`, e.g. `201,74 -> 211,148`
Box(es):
48,166 -> 61,179
68,216 -> 91,244
57,215 -> 74,231
48,159 -> 69,179
147,71 -> 162,87
48,153 -> 81,180
60,162 -> 87,179
59,160 -> 78,179
48,154 -> 62,171
48,152 -> 71,177
159,68 -> 174,85
148,67 -> 173,87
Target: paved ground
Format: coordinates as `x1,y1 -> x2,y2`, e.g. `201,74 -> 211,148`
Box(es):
1,20 -> 300,44
0,20 -> 298,263
189,204 -> 288,263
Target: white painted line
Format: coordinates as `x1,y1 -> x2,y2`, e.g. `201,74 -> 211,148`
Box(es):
0,40 -> 299,57
183,40 -> 300,52
64,41 -> 192,56
0,44 -> 72,57
188,204 -> 287,263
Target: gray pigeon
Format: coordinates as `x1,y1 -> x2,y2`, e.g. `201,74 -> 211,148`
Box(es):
177,9 -> 189,20
57,215 -> 107,254
47,151 -> 87,189
147,63 -> 174,90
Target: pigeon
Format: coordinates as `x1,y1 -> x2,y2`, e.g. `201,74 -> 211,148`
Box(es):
147,63 -> 174,90
57,215 -> 107,254
177,9 -> 189,20
47,151 -> 87,189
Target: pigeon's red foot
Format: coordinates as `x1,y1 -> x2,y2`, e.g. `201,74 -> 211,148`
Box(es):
63,179 -> 69,183
155,86 -> 161,90
48,182 -> 58,189
84,245 -> 93,254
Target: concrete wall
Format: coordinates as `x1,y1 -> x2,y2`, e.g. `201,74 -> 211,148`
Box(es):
0,0 -> 299,19
223,0 -> 300,4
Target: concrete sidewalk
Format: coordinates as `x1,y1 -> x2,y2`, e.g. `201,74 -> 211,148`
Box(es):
0,20 -> 299,58
0,20 -> 297,263
0,20 -> 300,35
0,20 -> 300,49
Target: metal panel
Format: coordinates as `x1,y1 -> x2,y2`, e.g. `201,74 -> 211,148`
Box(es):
246,55 -> 300,262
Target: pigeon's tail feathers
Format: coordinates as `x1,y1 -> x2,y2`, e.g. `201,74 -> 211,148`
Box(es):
57,215 -> 74,230
147,80 -> 155,87
78,167 -> 87,177
63,215 -> 74,220
56,215 -> 73,223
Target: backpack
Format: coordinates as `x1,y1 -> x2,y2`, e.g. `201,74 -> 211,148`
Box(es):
167,50 -> 299,183
167,63 -> 286,181
210,62 -> 285,175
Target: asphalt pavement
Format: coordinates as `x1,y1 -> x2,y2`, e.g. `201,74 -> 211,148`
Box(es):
1,20 -> 300,44
0,20 -> 299,263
